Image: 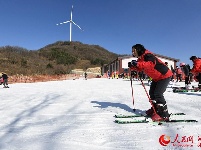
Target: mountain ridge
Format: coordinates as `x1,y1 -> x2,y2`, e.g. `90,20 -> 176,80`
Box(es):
0,41 -> 124,75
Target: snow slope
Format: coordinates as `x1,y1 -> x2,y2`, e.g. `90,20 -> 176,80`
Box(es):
0,78 -> 201,150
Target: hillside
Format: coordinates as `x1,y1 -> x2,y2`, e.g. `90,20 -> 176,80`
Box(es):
0,41 -> 120,76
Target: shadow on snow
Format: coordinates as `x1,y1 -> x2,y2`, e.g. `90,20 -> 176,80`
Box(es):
91,100 -> 145,115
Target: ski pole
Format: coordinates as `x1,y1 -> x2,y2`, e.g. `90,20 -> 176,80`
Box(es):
130,73 -> 136,112
139,78 -> 157,114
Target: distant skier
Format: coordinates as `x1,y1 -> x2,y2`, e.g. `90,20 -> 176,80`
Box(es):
190,56 -> 201,89
165,62 -> 168,66
128,44 -> 172,121
107,70 -> 111,79
170,65 -> 175,81
2,72 -> 9,88
175,66 -> 182,82
84,72 -> 87,80
180,63 -> 191,89
138,71 -> 146,80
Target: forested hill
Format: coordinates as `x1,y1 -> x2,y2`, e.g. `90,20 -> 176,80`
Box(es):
0,41 -> 121,75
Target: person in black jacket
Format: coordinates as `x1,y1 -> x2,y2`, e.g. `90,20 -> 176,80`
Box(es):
180,63 -> 191,89
2,72 -> 9,88
84,72 -> 87,80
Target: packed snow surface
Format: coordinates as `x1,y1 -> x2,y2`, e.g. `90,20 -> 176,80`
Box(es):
0,78 -> 201,150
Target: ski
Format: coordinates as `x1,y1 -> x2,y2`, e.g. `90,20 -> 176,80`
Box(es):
172,87 -> 201,92
172,86 -> 198,89
114,119 -> 198,124
173,89 -> 201,92
114,113 -> 185,118
114,112 -> 198,125
115,119 -> 149,124
166,119 -> 198,123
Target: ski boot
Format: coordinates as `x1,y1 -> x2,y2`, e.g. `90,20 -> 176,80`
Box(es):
155,103 -> 170,121
194,84 -> 201,92
151,113 -> 163,121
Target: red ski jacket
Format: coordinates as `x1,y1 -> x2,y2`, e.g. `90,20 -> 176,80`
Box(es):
191,58 -> 201,74
130,50 -> 172,82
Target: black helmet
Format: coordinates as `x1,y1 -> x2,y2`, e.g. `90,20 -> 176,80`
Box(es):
132,44 -> 146,56
190,56 -> 197,61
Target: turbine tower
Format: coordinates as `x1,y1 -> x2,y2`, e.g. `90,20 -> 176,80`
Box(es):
56,5 -> 83,42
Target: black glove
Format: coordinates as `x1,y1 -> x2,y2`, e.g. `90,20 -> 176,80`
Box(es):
128,60 -> 138,68
131,60 -> 138,66
128,62 -> 132,68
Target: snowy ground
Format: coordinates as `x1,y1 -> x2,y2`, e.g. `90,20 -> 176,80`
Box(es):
0,78 -> 201,150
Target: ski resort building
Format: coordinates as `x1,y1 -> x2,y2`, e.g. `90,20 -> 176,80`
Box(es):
101,54 -> 180,78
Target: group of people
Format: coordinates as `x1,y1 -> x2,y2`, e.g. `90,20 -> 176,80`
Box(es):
0,72 -> 9,88
174,57 -> 201,90
128,44 -> 201,122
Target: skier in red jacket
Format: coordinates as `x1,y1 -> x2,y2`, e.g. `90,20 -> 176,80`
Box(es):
190,56 -> 201,89
128,44 -> 172,121
175,66 -> 183,82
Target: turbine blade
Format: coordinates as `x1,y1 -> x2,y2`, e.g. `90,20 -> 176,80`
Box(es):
56,21 -> 70,25
63,21 -> 70,24
72,21 -> 83,31
71,5 -> 73,13
71,5 -> 73,20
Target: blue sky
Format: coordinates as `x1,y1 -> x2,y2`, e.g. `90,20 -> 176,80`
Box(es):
1,0 -> 201,66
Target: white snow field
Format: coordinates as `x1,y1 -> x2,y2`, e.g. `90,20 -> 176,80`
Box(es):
0,78 -> 201,150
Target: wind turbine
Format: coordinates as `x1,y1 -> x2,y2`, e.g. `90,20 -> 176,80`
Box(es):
56,5 -> 83,42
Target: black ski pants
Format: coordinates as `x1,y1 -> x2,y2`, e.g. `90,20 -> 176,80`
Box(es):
196,73 -> 201,85
149,77 -> 171,105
